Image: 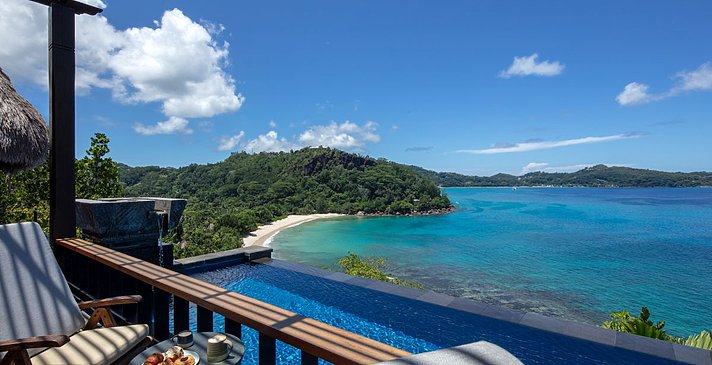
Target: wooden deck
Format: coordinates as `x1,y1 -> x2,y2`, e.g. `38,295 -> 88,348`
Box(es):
56,238 -> 411,365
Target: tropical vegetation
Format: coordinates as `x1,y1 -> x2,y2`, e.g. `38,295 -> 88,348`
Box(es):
2,134 -> 451,258
0,133 -> 123,230
120,147 -> 451,258
602,307 -> 712,350
337,252 -> 423,288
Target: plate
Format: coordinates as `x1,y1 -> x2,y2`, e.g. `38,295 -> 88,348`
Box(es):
183,350 -> 200,365
161,349 -> 200,365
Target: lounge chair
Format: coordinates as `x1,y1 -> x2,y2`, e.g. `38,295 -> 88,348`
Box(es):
374,341 -> 524,365
0,222 -> 151,365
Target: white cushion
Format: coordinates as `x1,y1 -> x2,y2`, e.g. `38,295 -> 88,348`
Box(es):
31,324 -> 149,365
374,341 -> 524,365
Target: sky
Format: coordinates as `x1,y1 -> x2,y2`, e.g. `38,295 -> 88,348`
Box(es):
1,0 -> 711,176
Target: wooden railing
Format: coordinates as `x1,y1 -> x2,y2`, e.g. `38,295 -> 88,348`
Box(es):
54,238 -> 411,365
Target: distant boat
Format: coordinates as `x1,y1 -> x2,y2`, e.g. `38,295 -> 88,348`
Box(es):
512,186 -> 518,191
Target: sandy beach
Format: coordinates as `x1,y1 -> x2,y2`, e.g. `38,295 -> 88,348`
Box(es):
242,213 -> 345,247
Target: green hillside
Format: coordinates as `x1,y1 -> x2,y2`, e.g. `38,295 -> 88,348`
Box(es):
120,147 -> 451,257
411,164 -> 712,187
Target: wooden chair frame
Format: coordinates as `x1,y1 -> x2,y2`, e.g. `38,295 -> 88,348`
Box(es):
0,295 -> 149,365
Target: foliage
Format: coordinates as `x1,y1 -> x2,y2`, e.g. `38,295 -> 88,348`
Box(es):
602,307 -> 668,340
0,163 -> 50,228
0,133 -> 123,230
675,330 -> 712,350
121,147 -> 451,258
337,252 -> 423,288
411,164 -> 712,187
76,133 -> 123,199
602,307 -> 712,350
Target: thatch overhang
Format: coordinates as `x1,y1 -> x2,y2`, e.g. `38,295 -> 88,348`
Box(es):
0,68 -> 49,174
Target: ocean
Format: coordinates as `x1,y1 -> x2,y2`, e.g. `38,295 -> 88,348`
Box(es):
269,187 -> 712,336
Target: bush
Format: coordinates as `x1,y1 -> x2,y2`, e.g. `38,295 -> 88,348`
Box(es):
602,307 -> 712,350
337,252 -> 423,288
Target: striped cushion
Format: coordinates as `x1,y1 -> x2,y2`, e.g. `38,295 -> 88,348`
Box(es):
31,324 -> 149,365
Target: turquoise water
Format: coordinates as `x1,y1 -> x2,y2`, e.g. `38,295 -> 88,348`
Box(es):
270,187 -> 712,336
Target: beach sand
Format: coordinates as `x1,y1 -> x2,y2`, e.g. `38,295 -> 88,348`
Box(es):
242,213 -> 345,247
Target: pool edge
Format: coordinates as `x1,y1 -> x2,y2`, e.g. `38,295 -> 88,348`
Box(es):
251,258 -> 712,365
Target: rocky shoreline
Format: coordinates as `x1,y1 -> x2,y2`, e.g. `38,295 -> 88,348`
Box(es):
354,205 -> 456,217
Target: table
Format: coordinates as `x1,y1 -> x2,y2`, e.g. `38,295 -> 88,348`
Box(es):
130,332 -> 244,365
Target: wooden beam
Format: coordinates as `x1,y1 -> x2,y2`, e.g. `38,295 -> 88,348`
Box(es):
48,2 -> 77,242
29,0 -> 103,15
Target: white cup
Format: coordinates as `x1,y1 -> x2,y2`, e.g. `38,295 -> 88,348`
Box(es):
172,330 -> 194,348
207,334 -> 232,363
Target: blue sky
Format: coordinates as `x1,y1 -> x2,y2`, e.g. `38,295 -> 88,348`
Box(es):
1,0 -> 711,175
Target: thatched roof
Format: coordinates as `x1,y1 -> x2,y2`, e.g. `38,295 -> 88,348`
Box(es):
0,67 -> 49,173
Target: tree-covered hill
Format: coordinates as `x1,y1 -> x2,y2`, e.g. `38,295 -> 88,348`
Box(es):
410,164 -> 712,187
120,147 -> 451,257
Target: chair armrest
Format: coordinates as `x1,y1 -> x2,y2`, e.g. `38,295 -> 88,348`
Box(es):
0,335 -> 70,352
78,295 -> 142,309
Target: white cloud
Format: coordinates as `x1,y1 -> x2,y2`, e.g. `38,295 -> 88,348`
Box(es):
240,121 -> 381,153
521,162 -> 549,174
217,131 -> 245,151
499,53 -> 564,78
674,62 -> 712,92
521,162 -> 630,175
298,121 -> 380,150
81,0 -> 107,8
243,131 -> 298,153
108,9 -> 243,118
0,1 -> 243,131
617,62 -> 712,106
269,120 -> 277,128
457,133 -> 641,154
133,117 -> 193,135
199,19 -> 225,36
616,82 -> 657,106
0,0 -> 48,86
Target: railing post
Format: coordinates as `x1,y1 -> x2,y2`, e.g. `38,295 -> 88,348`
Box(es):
135,279 -> 154,334
301,351 -> 318,365
259,332 -> 276,365
197,306 -> 213,332
120,272 -> 139,324
85,255 -> 99,298
225,318 -> 242,339
153,288 -> 170,340
173,296 -> 190,333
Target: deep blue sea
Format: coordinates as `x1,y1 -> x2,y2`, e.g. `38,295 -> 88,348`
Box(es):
270,187 -> 712,336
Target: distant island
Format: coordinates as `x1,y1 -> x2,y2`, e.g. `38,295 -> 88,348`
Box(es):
409,164 -> 712,188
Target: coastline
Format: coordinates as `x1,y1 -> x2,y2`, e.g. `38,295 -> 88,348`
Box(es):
242,213 -> 345,247
242,207 -> 455,248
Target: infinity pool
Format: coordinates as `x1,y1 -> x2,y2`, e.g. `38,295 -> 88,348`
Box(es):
188,261 -> 686,365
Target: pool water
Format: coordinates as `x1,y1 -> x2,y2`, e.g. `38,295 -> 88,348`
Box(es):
189,261 -> 686,365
